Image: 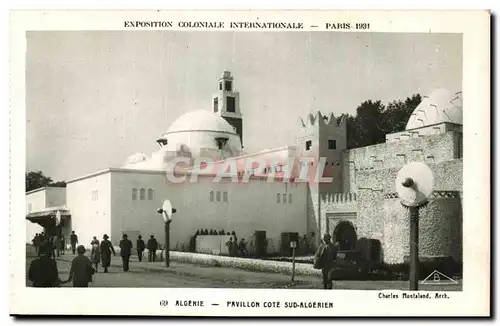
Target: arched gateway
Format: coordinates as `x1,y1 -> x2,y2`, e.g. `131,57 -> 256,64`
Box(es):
332,221 -> 357,250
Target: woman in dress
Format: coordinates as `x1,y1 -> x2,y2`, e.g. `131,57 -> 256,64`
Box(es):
90,236 -> 101,272
99,234 -> 115,273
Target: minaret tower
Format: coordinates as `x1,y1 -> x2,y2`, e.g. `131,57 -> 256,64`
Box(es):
212,70 -> 243,147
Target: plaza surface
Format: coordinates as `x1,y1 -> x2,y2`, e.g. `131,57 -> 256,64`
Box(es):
25,251 -> 462,291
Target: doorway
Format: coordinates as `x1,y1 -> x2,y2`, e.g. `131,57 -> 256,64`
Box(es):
333,221 -> 357,250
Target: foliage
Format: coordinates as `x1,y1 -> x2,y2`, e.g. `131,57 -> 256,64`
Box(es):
25,171 -> 66,192
345,94 -> 422,149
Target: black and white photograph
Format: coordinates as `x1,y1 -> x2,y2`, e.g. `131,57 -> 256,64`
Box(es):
9,10 -> 490,317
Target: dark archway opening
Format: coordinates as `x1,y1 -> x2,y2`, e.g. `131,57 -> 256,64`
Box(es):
333,221 -> 357,250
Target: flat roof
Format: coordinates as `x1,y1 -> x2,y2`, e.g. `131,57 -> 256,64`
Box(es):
26,186 -> 66,196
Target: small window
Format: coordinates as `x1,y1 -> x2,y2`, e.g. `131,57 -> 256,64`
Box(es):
140,188 -> 145,200
148,189 -> 154,200
223,192 -> 228,202
210,191 -> 214,202
132,189 -> 137,200
213,98 -> 218,113
328,139 -> 337,150
219,82 -> 222,90
216,191 -> 221,202
283,193 -> 287,204
289,193 -> 292,203
92,190 -> 98,201
225,80 -> 232,91
27,203 -> 32,213
227,96 -> 236,112
277,193 -> 281,204
276,164 -> 283,172
306,140 -> 312,151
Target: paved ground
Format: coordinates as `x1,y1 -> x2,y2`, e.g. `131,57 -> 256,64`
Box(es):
26,251 -> 462,290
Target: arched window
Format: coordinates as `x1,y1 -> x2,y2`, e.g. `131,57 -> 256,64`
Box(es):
283,193 -> 287,203
140,188 -> 146,200
210,191 -> 214,202
289,193 -> 292,204
148,189 -> 154,200
277,193 -> 281,204
223,192 -> 228,202
132,189 -> 137,200
216,191 -> 221,202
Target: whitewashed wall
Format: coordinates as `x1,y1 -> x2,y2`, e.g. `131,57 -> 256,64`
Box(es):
25,189 -> 46,242
44,187 -> 66,207
109,169 -> 308,253
66,172 -> 112,247
110,170 -> 168,247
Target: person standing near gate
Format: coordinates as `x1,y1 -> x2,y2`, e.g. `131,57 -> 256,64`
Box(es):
136,235 -> 145,262
100,234 -> 115,273
119,234 -> 133,272
147,235 -> 158,262
313,234 -> 338,289
70,231 -> 78,254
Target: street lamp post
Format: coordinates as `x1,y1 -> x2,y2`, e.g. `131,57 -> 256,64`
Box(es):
396,163 -> 434,291
290,240 -> 297,282
157,200 -> 177,268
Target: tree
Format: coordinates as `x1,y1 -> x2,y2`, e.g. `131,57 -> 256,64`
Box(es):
345,94 -> 422,149
25,171 -> 66,192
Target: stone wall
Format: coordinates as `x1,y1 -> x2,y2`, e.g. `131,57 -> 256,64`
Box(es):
343,131 -> 462,192
355,159 -> 463,264
382,192 -> 462,264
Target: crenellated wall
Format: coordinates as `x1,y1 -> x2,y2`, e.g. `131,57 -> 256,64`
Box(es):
343,131 -> 462,193
312,156 -> 463,263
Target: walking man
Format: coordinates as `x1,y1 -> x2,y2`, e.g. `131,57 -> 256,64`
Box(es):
313,234 -> 338,289
100,234 -> 115,273
147,235 -> 158,262
60,235 -> 65,255
70,231 -> 78,254
66,245 -> 95,288
28,242 -> 63,287
119,234 -> 133,272
90,236 -> 101,272
136,235 -> 145,262
54,235 -> 61,257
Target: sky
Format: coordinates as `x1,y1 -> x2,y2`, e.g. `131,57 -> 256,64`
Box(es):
26,31 -> 462,181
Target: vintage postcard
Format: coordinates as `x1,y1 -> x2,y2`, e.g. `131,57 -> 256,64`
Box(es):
9,10 -> 490,317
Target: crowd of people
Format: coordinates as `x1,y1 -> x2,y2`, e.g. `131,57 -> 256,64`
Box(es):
28,229 -> 341,289
28,230 -> 163,288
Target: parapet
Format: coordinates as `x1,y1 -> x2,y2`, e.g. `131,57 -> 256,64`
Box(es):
322,192 -> 358,204
300,111 -> 347,128
383,191 -> 461,200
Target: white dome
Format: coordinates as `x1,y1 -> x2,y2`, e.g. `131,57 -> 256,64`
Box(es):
155,110 -> 242,160
166,110 -> 237,135
406,88 -> 463,130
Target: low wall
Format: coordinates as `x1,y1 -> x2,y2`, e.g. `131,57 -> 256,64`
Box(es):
169,251 -> 322,276
195,235 -> 231,255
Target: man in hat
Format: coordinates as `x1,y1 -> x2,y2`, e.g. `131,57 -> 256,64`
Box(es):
66,245 -> 95,287
147,235 -> 158,262
313,233 -> 338,289
119,234 -> 133,272
27,242 -> 62,287
100,234 -> 115,273
136,235 -> 145,262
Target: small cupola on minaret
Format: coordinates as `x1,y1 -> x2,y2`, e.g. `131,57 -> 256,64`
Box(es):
212,70 -> 243,146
